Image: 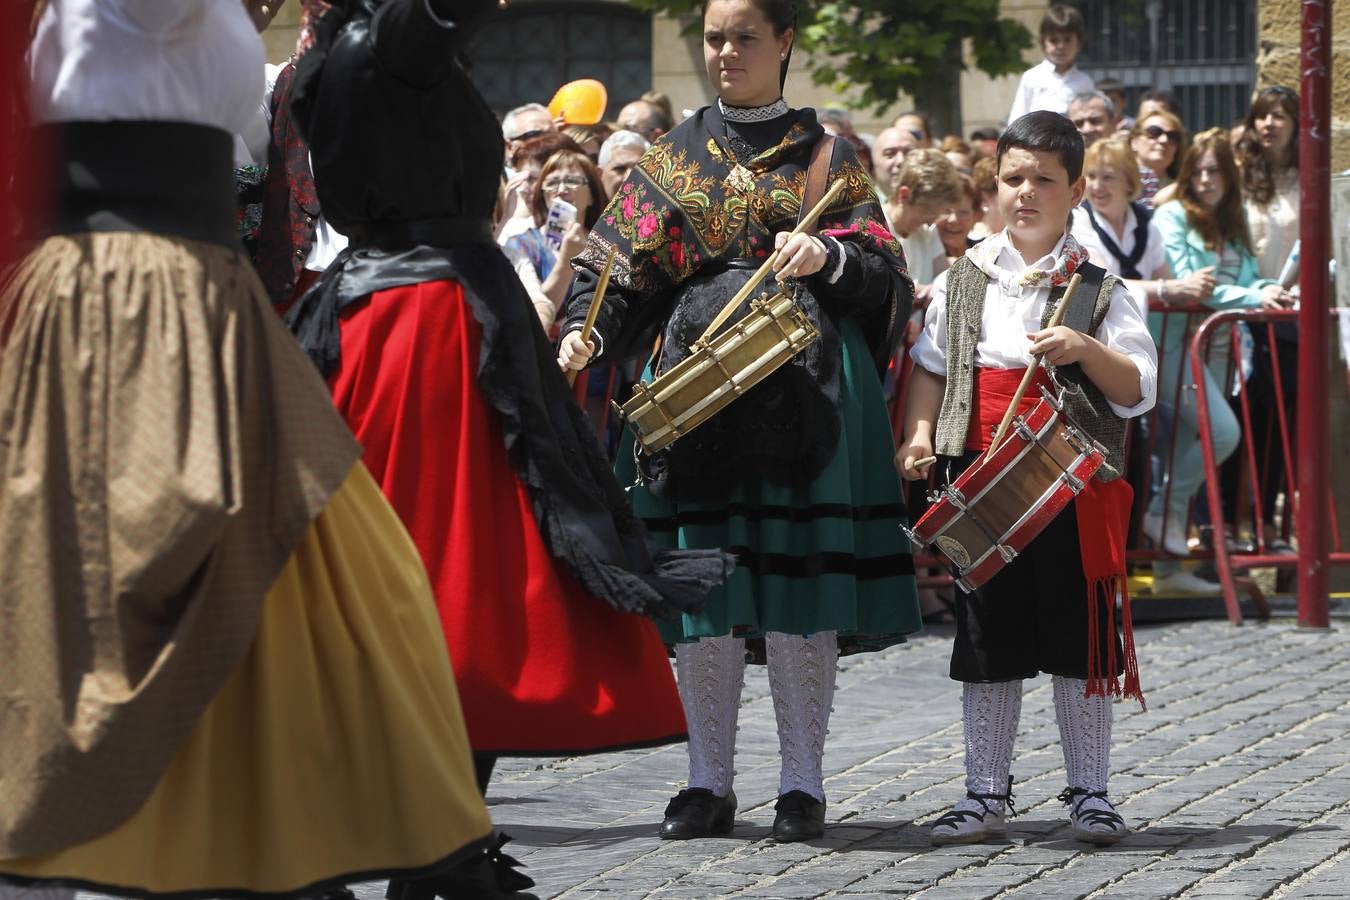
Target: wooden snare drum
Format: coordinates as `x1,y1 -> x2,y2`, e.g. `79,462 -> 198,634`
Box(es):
614,288 -> 819,454
903,387 -> 1108,592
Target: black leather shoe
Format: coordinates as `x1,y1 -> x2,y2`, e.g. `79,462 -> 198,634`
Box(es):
387,833 -> 538,900
772,790 -> 826,842
659,787 -> 737,839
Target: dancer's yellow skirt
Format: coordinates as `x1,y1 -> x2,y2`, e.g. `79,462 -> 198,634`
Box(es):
0,464 -> 493,896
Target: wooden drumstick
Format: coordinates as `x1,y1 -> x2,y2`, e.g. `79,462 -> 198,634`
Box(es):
985,272 -> 1082,458
567,246 -> 616,387
913,455 -> 938,470
698,179 -> 848,343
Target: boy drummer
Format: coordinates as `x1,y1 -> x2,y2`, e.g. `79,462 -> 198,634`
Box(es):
898,111 -> 1158,845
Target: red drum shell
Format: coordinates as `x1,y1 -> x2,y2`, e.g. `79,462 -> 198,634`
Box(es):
909,396 -> 1105,591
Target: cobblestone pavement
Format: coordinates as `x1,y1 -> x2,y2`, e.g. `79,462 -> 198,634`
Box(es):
463,618 -> 1350,899
74,616 -> 1350,900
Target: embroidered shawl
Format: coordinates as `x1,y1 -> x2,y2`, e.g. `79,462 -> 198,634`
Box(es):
569,104 -> 911,365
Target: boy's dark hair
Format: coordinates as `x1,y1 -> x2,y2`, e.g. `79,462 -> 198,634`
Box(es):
996,110 -> 1085,182
1040,4 -> 1085,42
1138,88 -> 1179,115
970,126 -> 1000,142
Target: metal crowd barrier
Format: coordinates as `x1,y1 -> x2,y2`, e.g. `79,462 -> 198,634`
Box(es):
570,302 -> 1344,623
1190,307 -> 1349,621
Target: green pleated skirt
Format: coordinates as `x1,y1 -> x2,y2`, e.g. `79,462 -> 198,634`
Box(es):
617,319 -> 922,655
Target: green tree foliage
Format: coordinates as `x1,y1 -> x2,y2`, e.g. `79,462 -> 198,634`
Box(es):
629,0 -> 1032,128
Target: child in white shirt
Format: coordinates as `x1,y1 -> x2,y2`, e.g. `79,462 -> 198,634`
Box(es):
1007,4 -> 1095,123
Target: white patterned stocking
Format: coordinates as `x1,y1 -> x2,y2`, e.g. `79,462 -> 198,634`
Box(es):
674,634 -> 747,797
765,630 -> 838,802
1053,675 -> 1112,793
961,679 -> 1023,814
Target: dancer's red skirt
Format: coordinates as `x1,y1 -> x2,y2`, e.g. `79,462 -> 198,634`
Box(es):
329,278 -> 686,754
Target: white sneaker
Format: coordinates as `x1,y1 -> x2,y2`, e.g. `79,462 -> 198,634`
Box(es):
930,796 -> 1008,845
1060,788 -> 1130,845
1152,569 -> 1223,595
1142,512 -> 1191,557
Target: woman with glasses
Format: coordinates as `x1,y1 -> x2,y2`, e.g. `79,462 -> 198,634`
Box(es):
1131,108 -> 1188,207
1147,130 -> 1292,579
505,147 -> 607,333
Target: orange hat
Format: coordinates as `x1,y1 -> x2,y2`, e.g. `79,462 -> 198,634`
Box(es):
549,79 -> 608,126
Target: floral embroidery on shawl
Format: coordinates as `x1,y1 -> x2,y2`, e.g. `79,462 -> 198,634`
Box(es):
578,107 -> 906,297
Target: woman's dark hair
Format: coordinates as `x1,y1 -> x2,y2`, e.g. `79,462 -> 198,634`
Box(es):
1176,128 -> 1251,254
508,132 -> 581,171
1237,85 -> 1299,206
996,110 -> 1085,183
529,149 -> 608,231
701,0 -> 798,89
1138,88 -> 1180,116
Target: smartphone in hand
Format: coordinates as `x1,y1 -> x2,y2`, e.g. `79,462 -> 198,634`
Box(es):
544,198 -> 578,251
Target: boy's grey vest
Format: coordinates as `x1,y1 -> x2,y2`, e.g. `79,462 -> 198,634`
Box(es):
933,257 -> 1128,482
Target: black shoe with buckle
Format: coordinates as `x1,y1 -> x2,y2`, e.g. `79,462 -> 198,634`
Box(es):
659,787 -> 737,839
1058,787 -> 1130,845
771,790 -> 826,842
386,833 -> 538,900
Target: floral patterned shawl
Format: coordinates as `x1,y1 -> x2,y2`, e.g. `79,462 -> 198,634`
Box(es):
567,104 -> 911,367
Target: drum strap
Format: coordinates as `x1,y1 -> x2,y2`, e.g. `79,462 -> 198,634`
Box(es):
797,134 -> 837,234
1047,261 -> 1105,336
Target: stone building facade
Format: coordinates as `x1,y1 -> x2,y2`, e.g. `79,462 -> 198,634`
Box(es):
1257,0 -> 1350,170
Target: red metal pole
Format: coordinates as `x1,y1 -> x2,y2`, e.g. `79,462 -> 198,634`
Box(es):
1297,0 -> 1332,628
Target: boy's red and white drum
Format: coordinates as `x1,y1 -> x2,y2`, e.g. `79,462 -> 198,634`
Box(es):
904,387 -> 1107,592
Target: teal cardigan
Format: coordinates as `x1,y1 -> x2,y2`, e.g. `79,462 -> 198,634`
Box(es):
1151,200 -> 1275,355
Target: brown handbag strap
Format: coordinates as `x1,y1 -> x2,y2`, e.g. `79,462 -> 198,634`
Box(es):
797,134 -> 837,234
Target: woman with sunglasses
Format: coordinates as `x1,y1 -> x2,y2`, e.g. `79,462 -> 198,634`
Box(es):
505,147 -> 607,333
1131,108 -> 1188,207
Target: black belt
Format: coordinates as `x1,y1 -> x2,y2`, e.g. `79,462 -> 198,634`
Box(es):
39,121 -> 239,250
347,218 -> 494,250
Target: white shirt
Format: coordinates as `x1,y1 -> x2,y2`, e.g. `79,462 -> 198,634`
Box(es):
911,230 -> 1157,418
1007,59 -> 1095,123
1245,169 -> 1299,284
1070,205 -> 1168,306
235,62 -> 284,168
29,0 -> 262,136
900,224 -> 947,287
503,242 -> 559,331
497,216 -> 536,247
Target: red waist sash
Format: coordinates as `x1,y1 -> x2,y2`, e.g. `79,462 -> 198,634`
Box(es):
965,367 -> 1144,706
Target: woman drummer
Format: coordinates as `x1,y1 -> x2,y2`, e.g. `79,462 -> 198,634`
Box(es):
558,0 -> 922,844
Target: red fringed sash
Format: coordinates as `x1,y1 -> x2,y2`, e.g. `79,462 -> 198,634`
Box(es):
968,368 -> 1145,708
